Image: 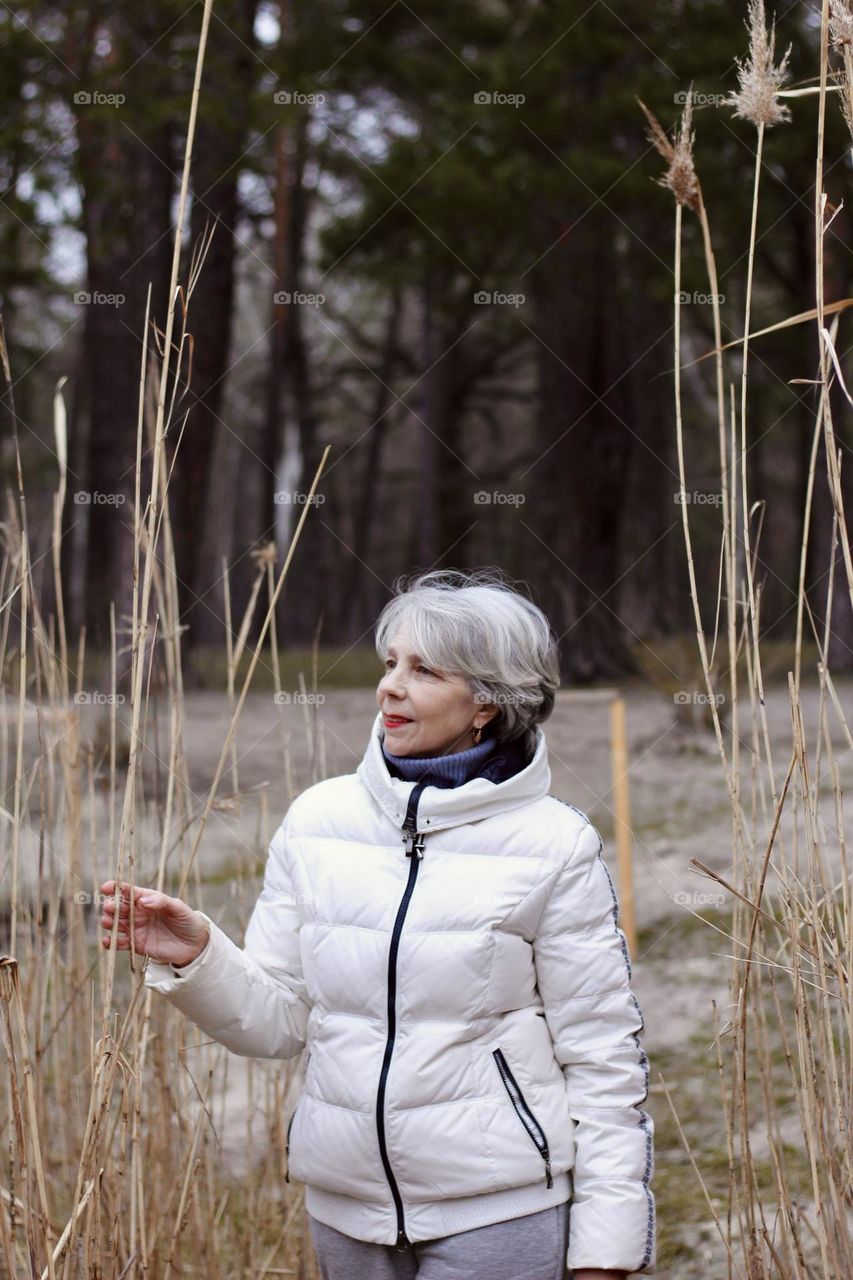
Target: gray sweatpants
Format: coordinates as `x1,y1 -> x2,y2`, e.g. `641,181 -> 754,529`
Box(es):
308,1201 -> 571,1280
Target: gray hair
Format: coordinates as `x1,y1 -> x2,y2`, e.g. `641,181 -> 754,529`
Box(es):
374,568 -> 560,757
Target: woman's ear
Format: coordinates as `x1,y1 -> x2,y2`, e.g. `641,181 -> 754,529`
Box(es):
473,703 -> 500,732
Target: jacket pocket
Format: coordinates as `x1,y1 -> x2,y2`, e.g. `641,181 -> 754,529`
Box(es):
492,1047 -> 553,1188
285,1105 -> 299,1184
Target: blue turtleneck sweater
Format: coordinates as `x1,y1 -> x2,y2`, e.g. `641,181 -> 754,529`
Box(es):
381,731 -> 530,788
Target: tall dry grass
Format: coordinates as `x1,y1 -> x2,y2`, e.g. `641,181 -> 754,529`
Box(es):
644,1 -> 853,1274
4,0 -> 853,1277
0,1 -> 329,1275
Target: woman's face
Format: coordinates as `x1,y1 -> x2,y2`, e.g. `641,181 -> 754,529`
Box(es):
376,624 -> 496,756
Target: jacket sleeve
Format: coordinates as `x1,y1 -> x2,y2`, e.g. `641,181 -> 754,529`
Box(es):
143,812 -> 311,1060
533,818 -> 656,1275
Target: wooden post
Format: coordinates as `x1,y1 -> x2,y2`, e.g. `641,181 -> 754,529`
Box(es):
609,694 -> 636,958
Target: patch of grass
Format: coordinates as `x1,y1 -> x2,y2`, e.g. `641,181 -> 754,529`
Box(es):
634,794 -> 733,843
638,905 -> 735,962
645,943 -> 818,1271
626,635 -> 824,690
199,855 -> 264,888
649,1035 -> 807,1267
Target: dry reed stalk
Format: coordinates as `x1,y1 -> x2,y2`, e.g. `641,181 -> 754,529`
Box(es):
691,184 -> 744,877
39,1173 -> 101,1280
816,0 -> 853,621
222,556 -> 239,794
50,377 -> 70,699
174,443 -> 329,899
641,87 -> 756,984
657,1070 -> 737,1269
643,5 -> 853,1275
138,331 -> 200,914
99,0 -> 217,1006
722,20 -> 795,1250
830,0 -> 853,138
47,4 -> 217,1275
0,957 -> 56,1276
671,295 -> 853,380
61,18 -> 325,1268
793,334 -> 836,694
0,321 -> 34,965
672,205 -> 726,747
726,0 -> 792,813
263,549 -> 298,806
162,1072 -> 211,1280
639,96 -> 736,806
100,23 -> 221,1011
221,540 -> 278,797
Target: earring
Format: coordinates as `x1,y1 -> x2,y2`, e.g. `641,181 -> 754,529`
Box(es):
473,725 -> 482,744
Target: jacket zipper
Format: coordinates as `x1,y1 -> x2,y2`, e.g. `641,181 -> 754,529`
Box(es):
286,1049 -> 310,1183
285,1104 -> 298,1183
376,779 -> 429,1251
492,1048 -> 553,1188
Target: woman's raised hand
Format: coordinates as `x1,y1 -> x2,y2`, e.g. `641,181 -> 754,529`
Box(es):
98,881 -> 210,968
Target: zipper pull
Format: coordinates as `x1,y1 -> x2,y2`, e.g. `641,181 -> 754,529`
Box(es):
401,780 -> 428,858
285,1109 -> 296,1183
395,1229 -> 411,1251
403,830 -> 426,858
545,1155 -> 553,1189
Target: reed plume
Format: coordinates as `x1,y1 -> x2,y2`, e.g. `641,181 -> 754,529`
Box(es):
725,0 -> 792,127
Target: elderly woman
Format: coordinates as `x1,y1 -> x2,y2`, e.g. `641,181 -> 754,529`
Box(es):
100,569 -> 655,1280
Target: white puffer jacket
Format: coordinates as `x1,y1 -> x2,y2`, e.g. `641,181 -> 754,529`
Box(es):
144,713 -> 656,1274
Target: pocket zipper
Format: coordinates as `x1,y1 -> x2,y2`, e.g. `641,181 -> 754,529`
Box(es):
492,1048 -> 553,1188
285,1106 -> 298,1184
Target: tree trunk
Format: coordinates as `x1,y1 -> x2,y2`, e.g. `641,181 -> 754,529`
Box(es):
269,109 -> 333,647
345,288 -> 403,640
168,0 -> 261,651
530,209 -> 638,682
419,277 -> 439,567
77,106 -> 175,670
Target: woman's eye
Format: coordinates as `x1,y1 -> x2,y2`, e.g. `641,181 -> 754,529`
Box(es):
417,665 -> 434,675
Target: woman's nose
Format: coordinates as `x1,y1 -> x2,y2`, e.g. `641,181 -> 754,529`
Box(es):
378,667 -> 405,697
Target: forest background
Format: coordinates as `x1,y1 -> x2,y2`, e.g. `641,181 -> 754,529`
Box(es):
1,1 -> 849,684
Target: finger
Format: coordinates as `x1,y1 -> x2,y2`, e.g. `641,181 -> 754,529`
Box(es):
102,919 -> 132,934
100,905 -> 128,923
100,911 -> 130,926
135,889 -> 167,910
102,882 -> 152,903
101,901 -> 134,921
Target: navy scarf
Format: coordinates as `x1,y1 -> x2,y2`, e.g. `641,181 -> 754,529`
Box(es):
381,730 -> 530,789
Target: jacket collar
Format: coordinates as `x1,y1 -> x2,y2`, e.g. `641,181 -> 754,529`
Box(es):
356,711 -> 551,833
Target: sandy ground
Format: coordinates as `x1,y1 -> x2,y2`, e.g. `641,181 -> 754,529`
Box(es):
6,678 -> 852,1275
